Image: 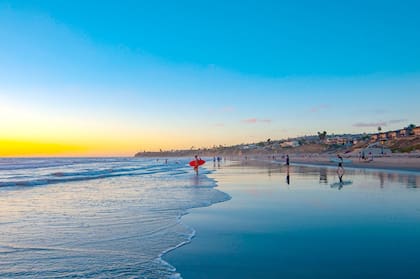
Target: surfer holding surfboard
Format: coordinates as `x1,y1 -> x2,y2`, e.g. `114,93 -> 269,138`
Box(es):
189,155 -> 205,175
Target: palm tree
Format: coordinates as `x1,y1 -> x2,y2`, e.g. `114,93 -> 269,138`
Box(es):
407,124 -> 416,135
318,131 -> 327,141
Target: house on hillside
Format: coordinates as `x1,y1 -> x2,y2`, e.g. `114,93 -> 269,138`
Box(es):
387,131 -> 397,139
281,141 -> 300,148
365,126 -> 416,143
327,137 -> 348,145
240,144 -> 258,150
379,133 -> 387,140
399,129 -> 407,137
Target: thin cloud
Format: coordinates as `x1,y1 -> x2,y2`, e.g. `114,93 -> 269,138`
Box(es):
243,118 -> 257,123
353,121 -> 387,128
388,119 -> 408,124
353,119 -> 408,128
242,118 -> 272,124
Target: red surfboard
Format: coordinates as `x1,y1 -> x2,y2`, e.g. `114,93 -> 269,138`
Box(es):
189,159 -> 205,167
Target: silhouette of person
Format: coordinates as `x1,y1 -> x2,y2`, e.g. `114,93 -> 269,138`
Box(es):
286,154 -> 290,166
337,162 -> 345,183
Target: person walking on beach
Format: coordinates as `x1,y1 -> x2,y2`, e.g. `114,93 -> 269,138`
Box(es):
286,154 -> 290,166
337,162 -> 345,183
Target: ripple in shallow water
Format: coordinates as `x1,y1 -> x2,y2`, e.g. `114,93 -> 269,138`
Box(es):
0,158 -> 230,278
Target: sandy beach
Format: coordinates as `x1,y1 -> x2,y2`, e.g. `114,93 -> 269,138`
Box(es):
233,153 -> 420,172
165,161 -> 420,279
289,153 -> 420,172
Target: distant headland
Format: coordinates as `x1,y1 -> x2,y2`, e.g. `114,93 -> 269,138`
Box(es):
135,124 -> 420,158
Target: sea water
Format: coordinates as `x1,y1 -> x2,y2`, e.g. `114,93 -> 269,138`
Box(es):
0,157 -> 230,278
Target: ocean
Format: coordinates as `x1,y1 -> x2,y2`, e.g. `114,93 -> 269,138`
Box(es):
0,157 -> 230,278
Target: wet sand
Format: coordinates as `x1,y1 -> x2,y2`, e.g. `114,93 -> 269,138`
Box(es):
236,153 -> 420,172
164,163 -> 420,279
290,154 -> 420,172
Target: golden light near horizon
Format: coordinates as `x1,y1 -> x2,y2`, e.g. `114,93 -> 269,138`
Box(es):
0,129 -> 227,157
0,95 -> 263,157
0,139 -> 86,157
0,137 -> 151,157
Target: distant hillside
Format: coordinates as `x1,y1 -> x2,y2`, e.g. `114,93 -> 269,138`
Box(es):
384,136 -> 420,153
135,135 -> 420,157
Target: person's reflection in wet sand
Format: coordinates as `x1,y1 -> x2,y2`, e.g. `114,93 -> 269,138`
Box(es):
191,174 -> 200,186
337,162 -> 344,183
286,166 -> 290,185
319,168 -> 328,184
379,172 -> 385,188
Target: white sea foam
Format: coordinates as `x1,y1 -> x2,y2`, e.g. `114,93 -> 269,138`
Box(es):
0,158 -> 230,278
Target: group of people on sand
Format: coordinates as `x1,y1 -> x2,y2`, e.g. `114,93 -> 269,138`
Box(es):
213,156 -> 223,168
359,151 -> 374,162
283,154 -> 345,184
193,155 -> 226,175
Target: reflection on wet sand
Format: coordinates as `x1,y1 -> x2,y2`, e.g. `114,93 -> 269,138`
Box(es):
280,165 -> 420,189
319,168 -> 328,184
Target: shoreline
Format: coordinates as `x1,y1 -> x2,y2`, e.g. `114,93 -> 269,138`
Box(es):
232,154 -> 420,173
289,155 -> 420,172
159,170 -> 232,279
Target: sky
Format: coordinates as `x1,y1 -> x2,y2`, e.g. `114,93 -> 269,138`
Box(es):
0,0 -> 419,156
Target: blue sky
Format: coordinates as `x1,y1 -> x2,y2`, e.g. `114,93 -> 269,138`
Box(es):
0,0 -> 419,155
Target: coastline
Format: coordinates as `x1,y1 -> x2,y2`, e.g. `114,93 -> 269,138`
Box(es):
233,154 -> 420,172
158,169 -> 232,279
287,154 -> 420,172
